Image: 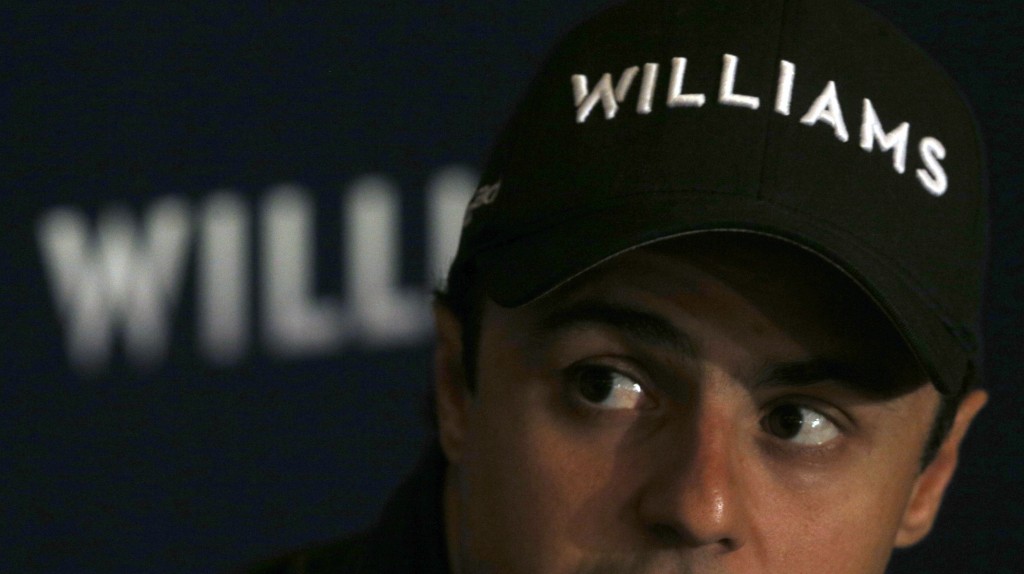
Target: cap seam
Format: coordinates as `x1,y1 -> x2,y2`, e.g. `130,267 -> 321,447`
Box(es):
465,187 -> 735,255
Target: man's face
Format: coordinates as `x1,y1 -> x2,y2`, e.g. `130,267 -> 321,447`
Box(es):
436,238 -> 981,574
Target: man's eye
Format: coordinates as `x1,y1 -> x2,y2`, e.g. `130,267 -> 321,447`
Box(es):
763,404 -> 840,446
566,365 -> 649,410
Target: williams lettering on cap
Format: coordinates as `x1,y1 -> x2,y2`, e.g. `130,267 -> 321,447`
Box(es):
448,0 -> 988,395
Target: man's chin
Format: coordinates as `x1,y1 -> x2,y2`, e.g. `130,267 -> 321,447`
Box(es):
457,551 -> 724,574
571,553 -> 716,574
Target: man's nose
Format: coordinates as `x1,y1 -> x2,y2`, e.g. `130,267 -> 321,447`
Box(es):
636,401 -> 748,552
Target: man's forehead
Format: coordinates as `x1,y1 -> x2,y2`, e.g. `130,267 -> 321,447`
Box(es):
487,234 -> 927,388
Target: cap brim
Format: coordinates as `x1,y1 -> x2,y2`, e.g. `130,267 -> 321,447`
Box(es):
475,192 -> 971,394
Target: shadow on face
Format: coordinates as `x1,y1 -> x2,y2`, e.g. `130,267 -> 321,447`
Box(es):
442,233 -> 950,574
640,233 -> 929,398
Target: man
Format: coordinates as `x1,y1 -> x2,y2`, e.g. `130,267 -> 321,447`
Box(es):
246,0 -> 988,571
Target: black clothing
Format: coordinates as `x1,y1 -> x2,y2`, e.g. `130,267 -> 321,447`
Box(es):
241,443 -> 450,574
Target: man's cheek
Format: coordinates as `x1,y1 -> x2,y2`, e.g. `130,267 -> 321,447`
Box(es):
469,395 -> 630,563
456,421 -> 572,571
764,467 -> 910,571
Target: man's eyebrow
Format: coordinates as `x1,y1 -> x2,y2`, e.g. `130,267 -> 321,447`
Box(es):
536,301 -> 697,357
758,359 -> 905,398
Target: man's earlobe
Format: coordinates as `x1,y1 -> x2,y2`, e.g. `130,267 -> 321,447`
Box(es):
433,303 -> 471,465
895,389 -> 988,547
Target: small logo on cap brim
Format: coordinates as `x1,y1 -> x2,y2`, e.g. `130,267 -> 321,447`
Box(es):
463,180 -> 501,228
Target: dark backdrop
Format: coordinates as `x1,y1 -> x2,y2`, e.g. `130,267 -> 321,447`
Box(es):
4,1 -> 1021,572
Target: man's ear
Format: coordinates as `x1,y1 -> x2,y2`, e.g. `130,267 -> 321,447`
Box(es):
433,302 -> 472,465
895,388 -> 988,547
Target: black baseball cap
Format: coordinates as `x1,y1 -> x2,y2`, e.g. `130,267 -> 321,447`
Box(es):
449,0 -> 987,395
